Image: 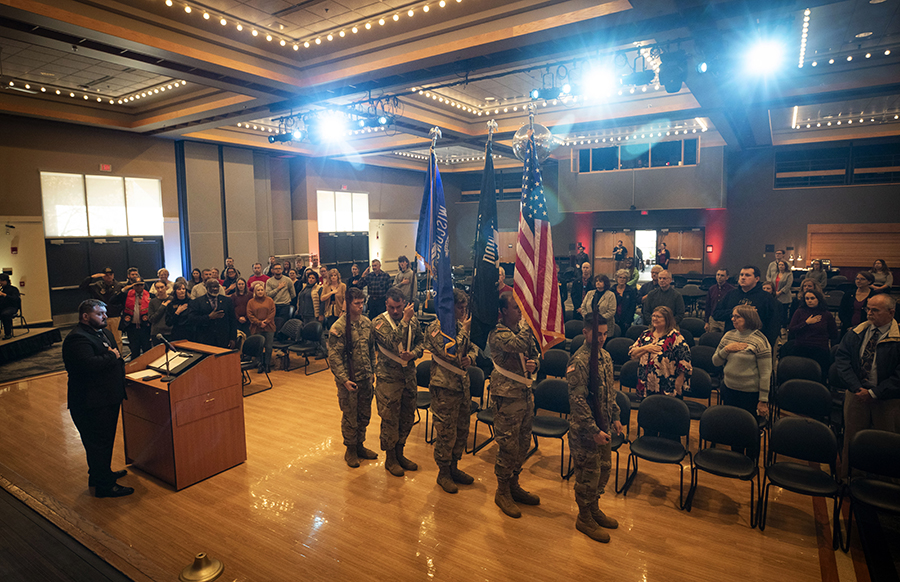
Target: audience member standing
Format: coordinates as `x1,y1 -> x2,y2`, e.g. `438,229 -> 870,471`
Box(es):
638,265 -> 663,300
623,257 -> 639,289
488,292 -> 541,519
319,269 -> 346,329
839,272 -> 876,337
247,263 -> 269,290
804,260 -> 827,288
612,240 -> 628,271
656,243 -> 670,269
705,269 -> 735,333
232,278 -> 252,335
263,256 -> 279,276
186,269 -> 203,293
612,269 -> 638,330
714,266 -> 781,346
573,244 -> 589,269
581,275 -> 617,328
765,249 -> 785,283
188,280 -> 237,348
0,273 -> 22,340
222,267 -> 240,295
63,299 -> 132,498
328,287 -> 378,468
148,281 -> 173,342
641,271 -> 685,325
393,255 -> 417,304
166,282 -> 192,341
629,306 -> 692,397
346,264 -> 363,290
871,259 -> 893,293
265,263 -> 296,321
111,278 -> 152,359
80,268 -> 124,348
247,282 -> 276,374
712,305 -> 771,425
296,271 -> 320,323
154,268 -> 174,297
784,288 -> 837,381
834,294 -> 900,477
789,279 -> 823,322
770,260 -> 793,326
497,267 -> 513,295
360,259 -> 392,319
570,263 -> 592,320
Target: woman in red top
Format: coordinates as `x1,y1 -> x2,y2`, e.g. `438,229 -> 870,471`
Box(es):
246,282 -> 277,373
231,278 -> 252,335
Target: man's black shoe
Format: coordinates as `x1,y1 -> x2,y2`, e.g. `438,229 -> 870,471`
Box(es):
94,484 -> 134,498
113,469 -> 127,480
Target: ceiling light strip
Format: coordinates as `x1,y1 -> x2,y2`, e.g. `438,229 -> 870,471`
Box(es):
798,8 -> 810,68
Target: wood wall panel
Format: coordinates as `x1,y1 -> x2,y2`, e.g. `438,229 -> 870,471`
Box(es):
807,223 -> 900,267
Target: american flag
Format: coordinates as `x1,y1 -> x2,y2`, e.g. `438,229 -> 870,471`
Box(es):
513,131 -> 564,352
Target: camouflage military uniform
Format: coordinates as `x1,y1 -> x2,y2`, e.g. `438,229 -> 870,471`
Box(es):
328,313 -> 376,446
567,342 -> 619,505
425,319 -> 478,468
488,322 -> 541,480
373,312 -> 424,451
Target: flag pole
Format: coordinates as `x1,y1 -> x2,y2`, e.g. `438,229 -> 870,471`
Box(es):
426,126 -> 442,303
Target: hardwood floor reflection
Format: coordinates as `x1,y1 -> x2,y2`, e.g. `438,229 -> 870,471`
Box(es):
0,368 -> 839,582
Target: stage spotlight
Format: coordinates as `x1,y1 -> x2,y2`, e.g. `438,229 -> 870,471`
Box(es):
581,67 -> 617,97
529,88 -> 541,100
658,50 -> 687,93
315,111 -> 348,140
619,70 -> 655,86
268,133 -> 292,143
377,115 -> 389,125
291,129 -> 304,140
744,40 -> 785,75
696,61 -> 708,73
560,83 -> 572,95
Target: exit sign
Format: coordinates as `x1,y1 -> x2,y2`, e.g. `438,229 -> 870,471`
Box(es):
99,164 -> 112,172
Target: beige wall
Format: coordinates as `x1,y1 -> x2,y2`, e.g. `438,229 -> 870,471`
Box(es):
0,114 -> 179,324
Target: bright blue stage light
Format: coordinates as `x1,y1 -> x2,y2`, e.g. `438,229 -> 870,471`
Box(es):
744,40 -> 785,75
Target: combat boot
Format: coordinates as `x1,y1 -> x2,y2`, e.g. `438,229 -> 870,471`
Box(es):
509,474 -> 540,505
437,466 -> 458,494
396,444 -> 418,471
576,506 -> 610,543
356,443 -> 379,460
494,479 -> 521,518
450,460 -> 474,485
384,449 -> 404,477
591,500 -> 619,529
345,445 -> 360,468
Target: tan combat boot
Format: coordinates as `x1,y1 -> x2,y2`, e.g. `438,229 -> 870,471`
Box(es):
576,505 -> 610,543
510,474 -> 540,505
396,444 -> 418,471
384,449 -> 404,477
591,500 -> 619,529
495,479 -> 521,518
437,466 -> 458,494
450,460 -> 474,485
345,445 -> 360,468
356,443 -> 378,460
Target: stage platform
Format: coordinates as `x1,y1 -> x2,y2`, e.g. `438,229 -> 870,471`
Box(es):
0,327 -> 62,365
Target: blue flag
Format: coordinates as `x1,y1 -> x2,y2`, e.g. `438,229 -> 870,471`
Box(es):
415,150 -> 456,351
470,139 -> 499,349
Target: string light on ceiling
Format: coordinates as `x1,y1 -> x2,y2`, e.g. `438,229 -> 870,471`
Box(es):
160,0 -> 464,53
798,8 -> 810,68
6,75 -> 186,106
391,151 -> 503,165
791,110 -> 900,130
560,120 -> 709,147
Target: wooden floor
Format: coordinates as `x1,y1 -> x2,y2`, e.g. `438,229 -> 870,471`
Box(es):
0,363 -> 866,582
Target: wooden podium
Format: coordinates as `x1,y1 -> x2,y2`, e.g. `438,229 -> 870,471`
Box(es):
122,341 -> 247,490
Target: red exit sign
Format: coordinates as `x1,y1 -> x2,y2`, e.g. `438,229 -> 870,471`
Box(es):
99,164 -> 112,172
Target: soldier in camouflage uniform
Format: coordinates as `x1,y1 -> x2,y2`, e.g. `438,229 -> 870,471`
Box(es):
373,287 -> 425,477
425,288 -> 479,494
487,292 -> 541,518
567,314 -> 623,543
328,286 -> 379,468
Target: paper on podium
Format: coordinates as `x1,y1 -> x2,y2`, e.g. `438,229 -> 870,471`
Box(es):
148,352 -> 192,371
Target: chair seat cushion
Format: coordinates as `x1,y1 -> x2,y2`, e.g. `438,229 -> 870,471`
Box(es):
627,392 -> 643,404
469,400 -> 479,415
685,400 -> 707,421
850,479 -> 900,514
240,361 -> 256,371
629,436 -> 687,464
532,416 -> 569,438
416,391 -> 431,409
610,432 -> 627,451
766,462 -> 839,497
695,448 -> 757,480
476,408 -> 494,425
287,341 -> 318,354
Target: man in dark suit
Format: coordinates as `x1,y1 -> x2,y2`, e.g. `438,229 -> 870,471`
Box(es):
188,279 -> 237,348
62,299 -> 133,498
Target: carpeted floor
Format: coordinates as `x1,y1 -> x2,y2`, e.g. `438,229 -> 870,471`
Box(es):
0,327 -> 133,385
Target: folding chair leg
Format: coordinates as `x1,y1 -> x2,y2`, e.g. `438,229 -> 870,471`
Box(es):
749,477 -> 759,529
424,409 -> 434,444
525,434 -> 538,460
560,439 -> 574,480
470,422 -> 495,454
759,480 -> 771,530
840,499 -> 853,552
621,454 -> 639,496
832,495 -> 843,550
684,466 -> 699,512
